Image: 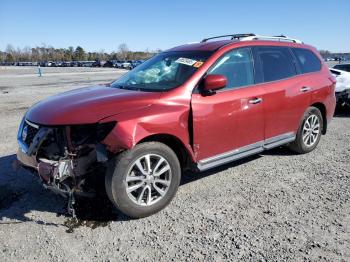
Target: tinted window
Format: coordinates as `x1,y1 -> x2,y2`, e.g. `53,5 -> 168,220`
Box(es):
292,48 -> 321,73
208,48 -> 254,89
334,64 -> 350,72
257,47 -> 296,82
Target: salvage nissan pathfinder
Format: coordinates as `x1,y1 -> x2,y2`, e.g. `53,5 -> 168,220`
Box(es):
17,34 -> 336,218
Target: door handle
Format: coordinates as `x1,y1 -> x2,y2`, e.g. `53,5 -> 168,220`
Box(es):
300,86 -> 311,92
249,98 -> 263,104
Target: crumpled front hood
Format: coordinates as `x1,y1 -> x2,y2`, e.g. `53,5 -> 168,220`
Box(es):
26,85 -> 161,125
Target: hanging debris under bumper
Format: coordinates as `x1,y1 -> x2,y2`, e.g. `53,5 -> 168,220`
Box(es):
16,118 -> 115,198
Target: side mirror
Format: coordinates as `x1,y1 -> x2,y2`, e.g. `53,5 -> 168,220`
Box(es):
203,74 -> 227,93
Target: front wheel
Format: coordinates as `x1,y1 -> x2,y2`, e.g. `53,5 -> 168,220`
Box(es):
288,106 -> 323,154
105,142 -> 181,218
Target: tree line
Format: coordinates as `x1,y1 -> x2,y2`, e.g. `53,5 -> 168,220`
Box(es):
0,43 -> 160,62
0,44 -> 343,63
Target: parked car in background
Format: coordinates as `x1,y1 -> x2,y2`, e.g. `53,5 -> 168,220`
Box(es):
114,60 -> 124,68
333,63 -> 350,73
103,60 -> 129,68
103,60 -> 117,68
62,61 -> 72,67
0,61 -> 16,66
42,61 -> 53,67
79,61 -> 95,67
71,61 -> 79,67
18,62 -> 37,66
130,60 -> 143,69
121,60 -> 132,69
91,60 -> 102,67
330,68 -> 350,107
16,34 -> 336,218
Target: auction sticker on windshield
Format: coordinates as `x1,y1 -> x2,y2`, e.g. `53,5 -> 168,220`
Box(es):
193,61 -> 204,68
175,57 -> 197,66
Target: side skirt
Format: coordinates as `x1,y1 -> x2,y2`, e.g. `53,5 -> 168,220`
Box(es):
197,132 -> 295,171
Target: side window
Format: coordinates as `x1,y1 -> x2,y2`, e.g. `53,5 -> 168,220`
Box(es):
292,48 -> 321,73
257,47 -> 296,82
208,48 -> 254,90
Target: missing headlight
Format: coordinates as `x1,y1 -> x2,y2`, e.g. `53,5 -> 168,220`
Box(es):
96,121 -> 116,141
70,121 -> 116,146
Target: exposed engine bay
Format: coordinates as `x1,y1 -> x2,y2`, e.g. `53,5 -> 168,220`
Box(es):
17,118 -> 116,216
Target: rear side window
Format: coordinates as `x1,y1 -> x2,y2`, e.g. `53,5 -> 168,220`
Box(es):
208,48 -> 254,90
256,47 -> 296,82
292,48 -> 321,73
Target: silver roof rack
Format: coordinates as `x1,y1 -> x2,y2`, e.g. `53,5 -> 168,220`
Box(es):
201,34 -> 303,44
201,33 -> 255,42
240,34 -> 303,44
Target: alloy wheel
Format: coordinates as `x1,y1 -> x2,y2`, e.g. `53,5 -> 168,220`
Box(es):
302,114 -> 320,147
125,154 -> 172,206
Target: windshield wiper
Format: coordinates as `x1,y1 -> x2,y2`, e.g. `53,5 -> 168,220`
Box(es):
114,85 -> 141,91
112,84 -> 125,89
113,83 -> 166,92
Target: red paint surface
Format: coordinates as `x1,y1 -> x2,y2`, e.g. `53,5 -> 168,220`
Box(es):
26,40 -> 336,163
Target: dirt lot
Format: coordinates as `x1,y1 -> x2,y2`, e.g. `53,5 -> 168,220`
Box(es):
0,66 -> 349,261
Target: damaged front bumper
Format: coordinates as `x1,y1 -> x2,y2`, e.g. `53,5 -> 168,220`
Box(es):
16,117 -> 113,198
16,148 -> 97,198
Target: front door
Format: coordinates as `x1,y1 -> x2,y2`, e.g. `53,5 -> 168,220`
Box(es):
191,47 -> 265,168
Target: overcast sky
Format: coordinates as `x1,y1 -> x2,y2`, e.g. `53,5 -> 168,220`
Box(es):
1,0 -> 349,53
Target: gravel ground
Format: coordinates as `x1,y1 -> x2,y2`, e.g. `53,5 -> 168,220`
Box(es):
0,66 -> 349,261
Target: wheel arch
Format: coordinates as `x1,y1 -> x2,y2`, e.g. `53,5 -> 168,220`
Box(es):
137,133 -> 195,169
310,102 -> 327,134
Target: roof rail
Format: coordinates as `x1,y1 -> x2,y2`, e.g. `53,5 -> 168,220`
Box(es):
201,34 -> 303,44
201,33 -> 256,43
240,34 -> 303,44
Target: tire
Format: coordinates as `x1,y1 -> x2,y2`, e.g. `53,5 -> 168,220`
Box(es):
105,142 -> 181,218
288,106 -> 323,154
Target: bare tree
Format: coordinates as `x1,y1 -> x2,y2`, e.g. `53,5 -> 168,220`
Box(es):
118,43 -> 129,60
22,46 -> 31,61
5,44 -> 16,61
1,43 -> 156,62
319,50 -> 331,59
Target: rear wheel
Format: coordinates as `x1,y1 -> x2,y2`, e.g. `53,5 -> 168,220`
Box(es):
105,142 -> 181,218
288,106 -> 323,154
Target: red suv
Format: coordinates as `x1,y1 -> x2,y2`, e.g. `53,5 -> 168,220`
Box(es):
17,34 -> 336,218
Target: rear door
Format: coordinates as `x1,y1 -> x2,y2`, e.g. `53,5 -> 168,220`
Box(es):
253,46 -> 311,140
191,47 -> 265,166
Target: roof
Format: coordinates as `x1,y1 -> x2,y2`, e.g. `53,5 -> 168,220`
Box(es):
166,34 -> 305,52
166,40 -> 234,52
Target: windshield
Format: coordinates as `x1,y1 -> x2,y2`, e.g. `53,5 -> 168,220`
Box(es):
111,51 -> 212,91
